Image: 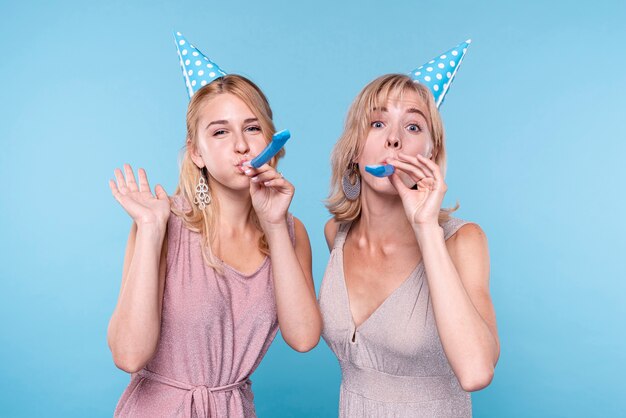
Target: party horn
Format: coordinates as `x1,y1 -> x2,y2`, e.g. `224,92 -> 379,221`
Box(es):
249,129 -> 291,168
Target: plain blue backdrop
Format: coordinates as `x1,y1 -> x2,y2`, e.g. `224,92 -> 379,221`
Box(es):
1,0 -> 625,416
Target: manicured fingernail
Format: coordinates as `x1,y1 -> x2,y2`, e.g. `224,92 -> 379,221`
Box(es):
244,169 -> 252,175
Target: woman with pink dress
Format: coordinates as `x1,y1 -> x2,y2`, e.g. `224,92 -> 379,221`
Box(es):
107,33 -> 321,417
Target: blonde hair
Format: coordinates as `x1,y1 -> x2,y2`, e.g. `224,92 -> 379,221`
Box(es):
326,74 -> 458,223
172,74 -> 284,269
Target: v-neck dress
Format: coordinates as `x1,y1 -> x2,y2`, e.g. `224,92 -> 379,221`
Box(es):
319,217 -> 473,417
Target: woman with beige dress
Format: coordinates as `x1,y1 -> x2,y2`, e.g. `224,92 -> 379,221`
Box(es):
319,41 -> 499,417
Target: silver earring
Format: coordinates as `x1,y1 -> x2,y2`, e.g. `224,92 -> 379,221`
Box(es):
194,176 -> 211,209
342,164 -> 361,201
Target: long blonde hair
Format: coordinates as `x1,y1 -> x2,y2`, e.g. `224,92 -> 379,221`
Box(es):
326,74 -> 458,223
172,74 -> 285,269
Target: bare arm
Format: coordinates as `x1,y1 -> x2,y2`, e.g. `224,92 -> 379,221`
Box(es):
387,153 -> 499,391
265,217 -> 322,352
107,223 -> 167,373
244,163 -> 322,352
107,165 -> 170,373
416,222 -> 499,391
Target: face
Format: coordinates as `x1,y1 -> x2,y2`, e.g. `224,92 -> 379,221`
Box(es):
190,93 -> 268,191
357,89 -> 434,194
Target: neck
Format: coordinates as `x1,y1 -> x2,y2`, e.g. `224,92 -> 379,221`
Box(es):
352,186 -> 417,249
211,183 -> 255,233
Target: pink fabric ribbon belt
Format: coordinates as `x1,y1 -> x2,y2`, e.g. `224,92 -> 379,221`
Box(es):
138,369 -> 250,418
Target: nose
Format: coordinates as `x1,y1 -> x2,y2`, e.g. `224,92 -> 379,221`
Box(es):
385,135 -> 402,150
234,132 -> 250,155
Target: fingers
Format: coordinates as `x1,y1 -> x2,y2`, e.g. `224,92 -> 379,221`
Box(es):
259,176 -> 292,190
113,164 -> 139,194
242,162 -> 272,177
112,164 -> 156,197
386,169 -> 411,195
386,157 -> 429,183
251,170 -> 283,184
246,167 -> 293,195
155,184 -> 168,200
109,179 -> 122,201
392,153 -> 443,183
113,168 -> 128,193
409,154 -> 446,192
137,168 -> 151,193
414,154 -> 442,183
123,164 -> 139,192
243,163 -> 286,185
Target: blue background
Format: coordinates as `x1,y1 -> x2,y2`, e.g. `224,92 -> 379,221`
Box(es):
1,0 -> 625,416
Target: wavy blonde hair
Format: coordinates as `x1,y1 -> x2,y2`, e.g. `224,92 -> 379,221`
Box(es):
326,74 -> 458,223
172,74 -> 284,269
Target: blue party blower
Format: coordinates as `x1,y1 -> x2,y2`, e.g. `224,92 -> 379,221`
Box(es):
365,164 -> 395,177
248,129 -> 291,169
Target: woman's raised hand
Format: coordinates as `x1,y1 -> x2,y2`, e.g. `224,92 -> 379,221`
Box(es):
244,163 -> 294,229
386,153 -> 447,227
109,164 -> 170,227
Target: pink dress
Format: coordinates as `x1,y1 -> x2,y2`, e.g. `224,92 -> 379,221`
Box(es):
114,195 -> 295,417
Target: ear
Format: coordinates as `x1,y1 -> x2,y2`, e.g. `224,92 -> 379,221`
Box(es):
187,138 -> 206,169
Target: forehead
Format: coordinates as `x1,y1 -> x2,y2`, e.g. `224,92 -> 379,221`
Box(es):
197,93 -> 256,121
372,88 -> 428,114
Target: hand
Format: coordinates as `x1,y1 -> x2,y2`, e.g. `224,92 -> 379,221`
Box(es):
386,153 -> 447,227
244,163 -> 294,229
109,164 -> 170,228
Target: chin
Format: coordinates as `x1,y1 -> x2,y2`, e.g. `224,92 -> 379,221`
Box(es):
211,173 -> 251,192
363,179 -> 399,197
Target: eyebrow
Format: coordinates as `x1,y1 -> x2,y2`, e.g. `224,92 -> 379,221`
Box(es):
406,108 -> 427,120
206,120 -> 227,129
205,118 -> 259,130
372,107 -> 427,119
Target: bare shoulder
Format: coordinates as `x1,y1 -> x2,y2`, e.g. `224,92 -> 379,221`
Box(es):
324,218 -> 340,252
448,222 -> 488,248
292,216 -> 311,243
291,216 -> 313,280
447,221 -> 490,287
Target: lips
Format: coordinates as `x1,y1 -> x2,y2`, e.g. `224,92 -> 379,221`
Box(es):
233,157 -> 252,174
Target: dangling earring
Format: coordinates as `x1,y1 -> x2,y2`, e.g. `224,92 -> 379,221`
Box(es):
194,175 -> 211,209
342,163 -> 361,201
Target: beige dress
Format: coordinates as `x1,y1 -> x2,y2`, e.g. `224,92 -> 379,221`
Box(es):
319,217 -> 473,417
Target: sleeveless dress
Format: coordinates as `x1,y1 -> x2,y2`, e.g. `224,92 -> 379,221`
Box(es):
319,217 -> 473,417
114,195 -> 296,418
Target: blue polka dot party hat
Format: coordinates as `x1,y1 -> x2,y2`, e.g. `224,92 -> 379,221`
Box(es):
174,31 -> 227,99
410,39 -> 471,108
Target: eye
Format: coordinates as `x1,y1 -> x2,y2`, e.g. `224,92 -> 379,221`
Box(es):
371,121 -> 385,129
213,129 -> 227,137
407,123 -> 422,133
245,125 -> 262,133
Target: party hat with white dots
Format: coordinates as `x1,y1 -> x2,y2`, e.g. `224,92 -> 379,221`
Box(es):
410,39 -> 471,108
174,31 -> 227,99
